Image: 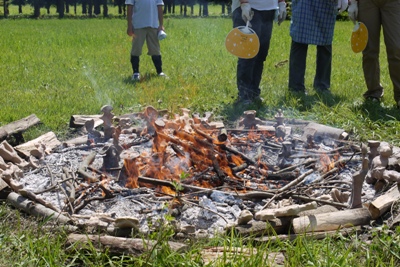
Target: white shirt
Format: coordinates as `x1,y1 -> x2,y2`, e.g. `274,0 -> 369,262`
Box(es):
232,0 -> 278,12
125,0 -> 164,29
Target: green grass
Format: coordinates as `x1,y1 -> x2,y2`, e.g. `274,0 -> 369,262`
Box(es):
1,13 -> 399,144
1,202 -> 399,266
1,11 -> 400,266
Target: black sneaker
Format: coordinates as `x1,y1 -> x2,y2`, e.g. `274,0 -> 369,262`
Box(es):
365,96 -> 381,103
289,88 -> 308,95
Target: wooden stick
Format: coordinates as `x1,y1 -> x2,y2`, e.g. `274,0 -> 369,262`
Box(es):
262,169 -> 314,209
272,158 -> 317,174
77,151 -> 99,183
218,144 -> 256,165
7,192 -> 71,224
66,234 -> 187,256
18,189 -> 61,213
34,176 -> 74,195
292,208 -> 371,233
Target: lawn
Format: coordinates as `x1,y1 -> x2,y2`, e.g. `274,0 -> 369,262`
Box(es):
0,5 -> 400,266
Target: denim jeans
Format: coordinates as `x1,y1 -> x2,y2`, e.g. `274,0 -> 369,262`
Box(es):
232,8 -> 275,100
288,40 -> 332,91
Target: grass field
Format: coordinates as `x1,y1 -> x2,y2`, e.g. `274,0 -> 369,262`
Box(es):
1,6 -> 400,145
1,7 -> 400,266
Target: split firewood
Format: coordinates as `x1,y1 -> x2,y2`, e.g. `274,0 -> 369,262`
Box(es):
256,201 -> 317,221
7,192 -> 72,224
0,114 -> 41,142
369,184 -> 400,219
0,140 -> 26,165
62,135 -> 88,147
0,178 -> 11,198
66,234 -> 187,256
14,131 -> 61,158
292,208 -> 371,233
69,114 -> 103,128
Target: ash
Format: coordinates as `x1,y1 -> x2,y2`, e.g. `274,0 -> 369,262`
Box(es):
14,106 -> 397,238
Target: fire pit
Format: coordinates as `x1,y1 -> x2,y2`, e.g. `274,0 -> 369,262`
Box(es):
1,105 -> 400,241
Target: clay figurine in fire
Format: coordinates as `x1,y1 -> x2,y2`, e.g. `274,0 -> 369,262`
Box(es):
349,152 -> 369,208
365,143 -> 392,184
100,105 -> 115,141
118,118 -> 134,134
238,110 -> 264,129
85,119 -> 102,145
274,109 -> 286,139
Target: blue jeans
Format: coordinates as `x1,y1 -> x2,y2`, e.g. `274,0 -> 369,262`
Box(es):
288,40 -> 332,91
232,8 -> 275,100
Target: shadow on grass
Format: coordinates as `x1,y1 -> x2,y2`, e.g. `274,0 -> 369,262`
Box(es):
277,89 -> 346,112
218,89 -> 345,124
123,72 -> 168,84
357,99 -> 400,122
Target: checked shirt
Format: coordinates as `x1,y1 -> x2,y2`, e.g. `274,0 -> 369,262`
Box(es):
290,0 -> 338,45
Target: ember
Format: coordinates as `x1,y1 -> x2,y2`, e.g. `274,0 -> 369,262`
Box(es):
1,106 -> 400,239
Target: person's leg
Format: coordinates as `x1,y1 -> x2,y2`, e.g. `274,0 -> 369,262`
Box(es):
359,0 -> 384,100
130,28 -> 146,79
146,27 -> 164,75
314,44 -> 332,91
381,0 -> 400,104
288,40 -> 308,92
130,56 -> 139,73
233,8 -> 254,101
249,10 -> 275,100
151,55 -> 163,74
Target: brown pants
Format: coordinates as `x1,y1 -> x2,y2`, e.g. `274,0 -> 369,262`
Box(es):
358,0 -> 400,103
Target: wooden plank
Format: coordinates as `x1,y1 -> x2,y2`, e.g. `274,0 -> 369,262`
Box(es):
0,114 -> 41,141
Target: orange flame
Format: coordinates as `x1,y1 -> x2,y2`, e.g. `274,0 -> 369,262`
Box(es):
319,153 -> 335,172
124,158 -> 139,188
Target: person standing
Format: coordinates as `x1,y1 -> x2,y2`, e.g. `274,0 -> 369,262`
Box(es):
288,0 -> 348,93
348,0 -> 400,106
126,0 -> 166,81
232,0 -> 287,105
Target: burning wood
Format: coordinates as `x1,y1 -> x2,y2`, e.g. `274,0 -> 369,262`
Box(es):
1,105 -> 400,243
